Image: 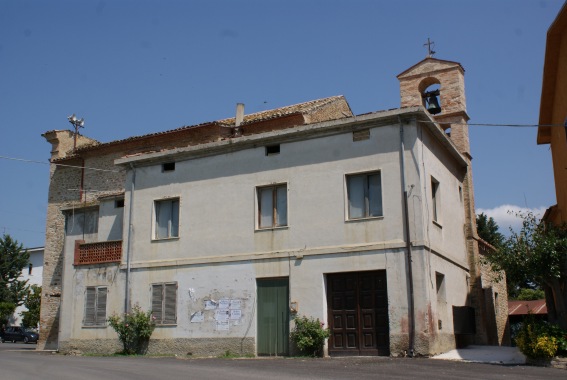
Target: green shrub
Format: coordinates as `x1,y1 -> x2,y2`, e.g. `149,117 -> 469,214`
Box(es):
290,315 -> 330,357
515,317 -> 567,359
107,305 -> 156,355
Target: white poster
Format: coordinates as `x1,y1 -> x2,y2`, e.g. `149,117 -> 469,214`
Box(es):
230,309 -> 242,320
216,320 -> 230,331
204,300 -> 218,310
218,299 -> 230,309
229,299 -> 241,310
215,310 -> 229,321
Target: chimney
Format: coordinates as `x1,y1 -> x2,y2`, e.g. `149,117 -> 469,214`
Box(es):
234,103 -> 244,137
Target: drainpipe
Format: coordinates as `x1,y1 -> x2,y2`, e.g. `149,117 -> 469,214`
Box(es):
125,163 -> 136,315
399,116 -> 415,357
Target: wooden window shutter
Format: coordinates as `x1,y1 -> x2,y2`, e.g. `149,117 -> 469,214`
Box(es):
96,287 -> 107,325
164,283 -> 177,324
152,284 -> 164,323
84,287 -> 96,326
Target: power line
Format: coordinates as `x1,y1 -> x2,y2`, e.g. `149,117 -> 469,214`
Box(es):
0,155 -> 121,173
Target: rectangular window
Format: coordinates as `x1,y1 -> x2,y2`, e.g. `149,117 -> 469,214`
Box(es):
431,177 -> 440,223
257,185 -> 287,228
265,145 -> 280,155
346,172 -> 382,219
151,283 -> 177,325
84,286 -> 107,327
28,263 -> 32,275
115,199 -> 125,208
162,162 -> 175,172
154,198 -> 179,239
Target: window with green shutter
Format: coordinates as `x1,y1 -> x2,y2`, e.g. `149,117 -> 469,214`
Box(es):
151,282 -> 177,325
83,286 -> 107,327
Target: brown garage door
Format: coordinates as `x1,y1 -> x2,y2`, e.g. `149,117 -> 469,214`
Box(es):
327,270 -> 389,356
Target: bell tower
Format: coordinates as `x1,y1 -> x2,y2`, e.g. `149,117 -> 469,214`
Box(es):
397,55 -> 500,346
397,57 -> 470,156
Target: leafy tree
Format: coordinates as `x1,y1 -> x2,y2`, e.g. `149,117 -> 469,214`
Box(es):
21,285 -> 41,328
0,302 -> 15,327
483,212 -> 567,330
0,235 -> 29,308
476,213 -> 504,247
515,288 -> 545,301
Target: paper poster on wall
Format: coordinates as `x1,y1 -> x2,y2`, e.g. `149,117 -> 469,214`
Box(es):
188,288 -> 196,300
229,299 -> 241,310
218,299 -> 230,309
216,320 -> 229,331
190,311 -> 204,323
215,310 -> 229,321
230,309 -> 242,320
204,300 -> 218,310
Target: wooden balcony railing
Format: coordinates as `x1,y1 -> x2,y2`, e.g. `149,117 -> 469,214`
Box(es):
74,240 -> 122,265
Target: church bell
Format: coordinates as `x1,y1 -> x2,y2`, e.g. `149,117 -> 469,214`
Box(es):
423,90 -> 441,115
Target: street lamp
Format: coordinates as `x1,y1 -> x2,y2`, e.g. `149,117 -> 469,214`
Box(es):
67,114 -> 85,150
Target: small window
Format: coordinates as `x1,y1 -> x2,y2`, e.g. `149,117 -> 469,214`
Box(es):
431,177 -> 440,223
162,162 -> 175,172
154,198 -> 180,239
115,199 -> 125,208
28,263 -> 32,275
265,145 -> 280,156
346,172 -> 382,219
257,184 -> 287,228
152,282 -> 177,325
84,286 -> 107,326
458,185 -> 463,203
436,272 -> 446,303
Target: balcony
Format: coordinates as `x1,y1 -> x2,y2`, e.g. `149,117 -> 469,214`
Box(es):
74,240 -> 122,266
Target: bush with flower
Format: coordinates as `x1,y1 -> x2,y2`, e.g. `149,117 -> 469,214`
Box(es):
107,305 -> 156,355
515,316 -> 567,360
290,315 -> 330,357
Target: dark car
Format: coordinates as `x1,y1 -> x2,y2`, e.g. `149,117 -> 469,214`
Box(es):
0,327 -> 39,344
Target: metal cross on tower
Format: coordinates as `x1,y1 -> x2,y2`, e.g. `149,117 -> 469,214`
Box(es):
423,38 -> 436,58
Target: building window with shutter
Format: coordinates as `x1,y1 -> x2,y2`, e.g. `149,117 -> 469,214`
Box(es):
257,184 -> 288,229
151,282 -> 177,325
153,198 -> 180,240
346,171 -> 383,220
83,286 -> 107,327
431,177 -> 440,224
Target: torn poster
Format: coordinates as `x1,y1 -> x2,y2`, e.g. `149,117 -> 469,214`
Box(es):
190,311 -> 204,323
204,300 -> 218,310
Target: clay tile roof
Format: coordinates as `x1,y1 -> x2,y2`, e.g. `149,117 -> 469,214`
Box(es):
508,300 -> 547,316
217,95 -> 347,126
56,95 -> 348,161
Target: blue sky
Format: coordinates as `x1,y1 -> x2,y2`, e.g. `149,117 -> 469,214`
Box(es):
0,0 -> 564,248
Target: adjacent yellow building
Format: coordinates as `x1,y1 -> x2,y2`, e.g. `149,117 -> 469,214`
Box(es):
538,2 -> 567,224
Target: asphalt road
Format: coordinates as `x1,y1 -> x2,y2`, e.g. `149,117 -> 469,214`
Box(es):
0,345 -> 564,380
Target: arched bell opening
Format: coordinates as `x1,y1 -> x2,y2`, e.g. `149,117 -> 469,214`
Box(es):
419,78 -> 442,115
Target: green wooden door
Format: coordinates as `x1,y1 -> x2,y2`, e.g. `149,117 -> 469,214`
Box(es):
257,278 -> 289,356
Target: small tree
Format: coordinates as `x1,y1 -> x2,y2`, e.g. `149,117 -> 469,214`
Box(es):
20,285 -> 41,329
290,315 -> 330,357
483,212 -> 567,330
0,235 -> 30,307
107,305 -> 156,355
476,213 -> 505,247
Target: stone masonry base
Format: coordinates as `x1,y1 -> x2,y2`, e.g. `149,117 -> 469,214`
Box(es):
58,337 -> 256,357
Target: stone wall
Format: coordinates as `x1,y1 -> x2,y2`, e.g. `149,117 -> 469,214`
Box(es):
58,337 -> 255,357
